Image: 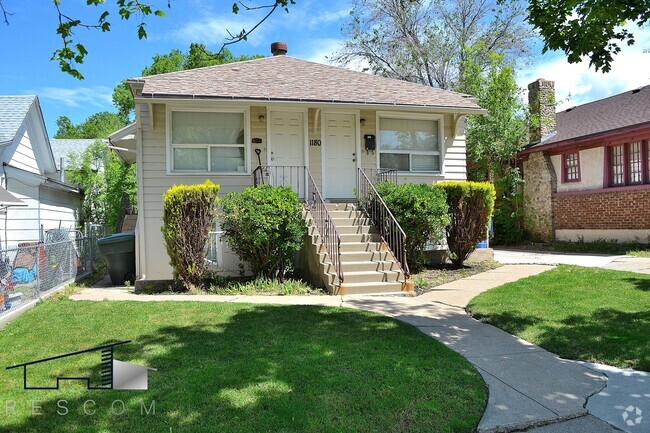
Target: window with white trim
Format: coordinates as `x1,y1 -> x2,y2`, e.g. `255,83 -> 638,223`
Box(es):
170,110 -> 247,173
562,152 -> 580,182
378,116 -> 441,172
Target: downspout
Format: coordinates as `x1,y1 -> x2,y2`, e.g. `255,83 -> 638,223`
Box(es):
135,111 -> 146,282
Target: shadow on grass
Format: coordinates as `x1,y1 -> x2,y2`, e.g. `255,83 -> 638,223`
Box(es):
469,311 -> 544,336
623,277 -> 650,292
1,305 -> 485,433
475,307 -> 650,371
537,308 -> 650,371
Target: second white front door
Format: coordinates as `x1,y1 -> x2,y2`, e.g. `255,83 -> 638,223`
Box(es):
269,110 -> 305,196
324,113 -> 357,199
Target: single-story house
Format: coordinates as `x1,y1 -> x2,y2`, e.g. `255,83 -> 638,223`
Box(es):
126,42 -> 484,292
0,95 -> 82,249
520,80 -> 650,243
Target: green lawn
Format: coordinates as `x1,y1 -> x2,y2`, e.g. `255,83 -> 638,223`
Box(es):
467,265 -> 650,370
0,299 -> 486,433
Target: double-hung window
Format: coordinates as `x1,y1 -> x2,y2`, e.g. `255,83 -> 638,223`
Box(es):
608,140 -> 650,187
378,114 -> 442,173
170,110 -> 248,174
562,152 -> 580,182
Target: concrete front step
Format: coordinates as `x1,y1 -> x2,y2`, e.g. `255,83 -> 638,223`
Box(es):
342,260 -> 401,272
339,241 -> 386,252
339,233 -> 381,243
339,251 -> 392,262
339,281 -> 405,295
332,217 -> 372,226
325,203 -> 357,211
329,210 -> 364,219
336,225 -> 374,234
344,270 -> 403,283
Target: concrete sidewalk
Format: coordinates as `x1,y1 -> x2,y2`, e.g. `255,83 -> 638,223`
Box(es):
418,264 -> 554,308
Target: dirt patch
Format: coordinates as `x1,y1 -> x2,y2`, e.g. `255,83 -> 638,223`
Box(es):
412,261 -> 502,296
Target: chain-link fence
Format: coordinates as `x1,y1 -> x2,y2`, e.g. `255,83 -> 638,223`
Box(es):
0,225 -> 108,317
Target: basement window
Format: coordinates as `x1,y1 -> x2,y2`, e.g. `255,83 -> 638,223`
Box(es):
377,113 -> 442,173
562,152 -> 580,182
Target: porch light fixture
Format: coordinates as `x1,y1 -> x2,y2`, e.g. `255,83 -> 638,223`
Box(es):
360,118 -> 366,125
259,114 -> 265,122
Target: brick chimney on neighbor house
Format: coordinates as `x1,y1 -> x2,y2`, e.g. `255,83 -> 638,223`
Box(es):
271,42 -> 288,56
528,78 -> 556,144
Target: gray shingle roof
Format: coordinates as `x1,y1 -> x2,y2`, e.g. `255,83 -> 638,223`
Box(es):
50,139 -> 104,170
539,85 -> 650,147
0,95 -> 36,143
130,55 -> 482,111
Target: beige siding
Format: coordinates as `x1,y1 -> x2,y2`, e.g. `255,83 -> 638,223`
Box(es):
139,103 -> 259,280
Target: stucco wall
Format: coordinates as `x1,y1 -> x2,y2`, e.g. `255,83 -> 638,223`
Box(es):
551,147 -> 604,192
523,152 -> 557,241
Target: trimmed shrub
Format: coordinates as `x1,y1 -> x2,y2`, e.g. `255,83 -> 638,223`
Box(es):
220,185 -> 306,281
161,180 -> 220,290
435,181 -> 496,267
373,182 -> 450,272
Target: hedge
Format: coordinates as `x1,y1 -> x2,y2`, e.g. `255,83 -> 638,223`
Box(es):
435,181 -> 496,267
161,180 -> 220,290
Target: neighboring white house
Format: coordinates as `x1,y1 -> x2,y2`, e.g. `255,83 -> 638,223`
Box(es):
126,43 -> 484,289
0,96 -> 82,249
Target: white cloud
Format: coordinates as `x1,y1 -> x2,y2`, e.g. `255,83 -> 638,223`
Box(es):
37,86 -> 113,108
173,14 -> 268,47
307,8 -> 352,28
301,38 -> 344,63
518,27 -> 650,110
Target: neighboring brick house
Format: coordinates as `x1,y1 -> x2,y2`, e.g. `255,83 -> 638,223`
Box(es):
519,80 -> 650,243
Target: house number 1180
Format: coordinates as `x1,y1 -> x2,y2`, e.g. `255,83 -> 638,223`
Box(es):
309,140 -> 321,146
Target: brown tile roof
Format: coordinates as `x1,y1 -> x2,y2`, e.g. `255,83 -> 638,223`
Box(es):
537,84 -> 650,147
129,55 -> 482,111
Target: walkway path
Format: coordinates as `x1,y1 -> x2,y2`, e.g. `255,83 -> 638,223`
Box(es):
495,249 -> 650,275
73,263 -> 638,432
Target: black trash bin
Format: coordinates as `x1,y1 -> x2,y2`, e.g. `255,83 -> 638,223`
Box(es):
97,233 -> 136,285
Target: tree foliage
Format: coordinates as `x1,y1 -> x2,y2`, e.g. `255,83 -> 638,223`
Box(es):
461,52 -> 529,181
335,0 -> 532,90
54,111 -> 127,139
66,140 -> 137,229
162,180 -> 220,290
0,0 -> 292,79
112,44 -> 263,121
528,0 -> 650,72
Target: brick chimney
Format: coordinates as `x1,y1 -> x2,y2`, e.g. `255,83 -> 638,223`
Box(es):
528,79 -> 556,144
271,42 -> 288,56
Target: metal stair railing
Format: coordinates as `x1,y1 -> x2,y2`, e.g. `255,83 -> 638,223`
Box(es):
356,168 -> 410,280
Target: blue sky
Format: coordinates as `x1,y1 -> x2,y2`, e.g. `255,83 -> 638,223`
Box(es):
1,0 -> 649,137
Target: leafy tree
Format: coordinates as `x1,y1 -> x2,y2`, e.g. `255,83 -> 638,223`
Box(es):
528,0 -> 650,72
335,0 -> 532,90
460,52 -> 529,181
112,44 -> 263,122
54,111 -> 127,139
65,140 -> 137,229
460,52 -> 530,244
0,0 -> 293,79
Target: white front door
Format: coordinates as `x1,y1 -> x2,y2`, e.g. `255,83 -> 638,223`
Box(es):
324,113 -> 357,199
269,110 -> 305,197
